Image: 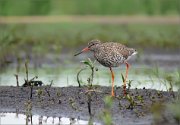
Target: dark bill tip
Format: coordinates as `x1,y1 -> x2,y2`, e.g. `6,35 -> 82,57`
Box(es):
74,51 -> 83,56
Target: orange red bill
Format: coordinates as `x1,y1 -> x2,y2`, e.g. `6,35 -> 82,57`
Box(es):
74,47 -> 90,56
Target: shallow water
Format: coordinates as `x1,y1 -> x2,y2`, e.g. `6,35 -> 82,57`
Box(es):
0,63 -> 179,91
0,53 -> 180,91
0,113 -> 100,125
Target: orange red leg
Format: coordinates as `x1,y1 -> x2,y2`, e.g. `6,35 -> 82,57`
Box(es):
109,67 -> 115,97
123,62 -> 130,96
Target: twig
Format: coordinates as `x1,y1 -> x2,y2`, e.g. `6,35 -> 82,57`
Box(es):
29,76 -> 38,83
45,87 -> 51,97
30,85 -> 33,99
25,60 -> 29,84
87,93 -> 92,116
14,74 -> 19,87
45,82 -> 55,102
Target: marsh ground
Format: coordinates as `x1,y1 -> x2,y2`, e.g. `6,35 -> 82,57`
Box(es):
0,86 -> 178,125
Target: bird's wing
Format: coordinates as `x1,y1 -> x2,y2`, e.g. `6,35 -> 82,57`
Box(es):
118,47 -> 130,60
105,43 -> 128,59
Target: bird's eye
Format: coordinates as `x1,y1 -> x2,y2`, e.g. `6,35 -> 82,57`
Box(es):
90,43 -> 94,46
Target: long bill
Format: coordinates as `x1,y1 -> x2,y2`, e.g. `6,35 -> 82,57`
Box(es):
74,47 -> 90,56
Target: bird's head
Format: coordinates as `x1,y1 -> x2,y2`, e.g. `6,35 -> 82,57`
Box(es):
129,48 -> 138,56
74,39 -> 101,56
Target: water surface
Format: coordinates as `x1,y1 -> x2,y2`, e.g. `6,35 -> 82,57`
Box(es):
0,53 -> 179,90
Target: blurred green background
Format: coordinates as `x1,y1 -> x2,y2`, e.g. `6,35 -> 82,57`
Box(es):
0,0 -> 180,67
0,0 -> 180,16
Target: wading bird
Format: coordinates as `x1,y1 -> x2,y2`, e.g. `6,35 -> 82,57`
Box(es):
74,40 -> 137,96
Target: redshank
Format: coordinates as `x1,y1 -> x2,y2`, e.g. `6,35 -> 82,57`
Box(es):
74,40 -> 137,96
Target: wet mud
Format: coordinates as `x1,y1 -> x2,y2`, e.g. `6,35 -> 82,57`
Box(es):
0,86 -> 178,125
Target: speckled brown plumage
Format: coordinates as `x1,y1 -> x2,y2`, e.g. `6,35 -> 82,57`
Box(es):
87,40 -> 137,67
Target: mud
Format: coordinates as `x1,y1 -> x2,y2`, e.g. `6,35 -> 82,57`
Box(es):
0,86 -> 178,125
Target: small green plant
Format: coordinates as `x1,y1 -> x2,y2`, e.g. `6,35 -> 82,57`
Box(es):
77,58 -> 101,116
121,73 -> 125,83
149,66 -> 178,97
44,80 -> 55,103
77,58 -> 97,87
165,75 -> 173,91
151,102 -> 166,124
69,98 -> 78,110
136,95 -> 144,103
121,73 -> 133,95
36,88 -> 43,99
100,96 -> 113,125
127,80 -> 133,91
164,74 -> 176,98
56,90 -> 61,97
77,68 -> 86,87
126,94 -> 136,110
168,100 -> 180,124
88,117 -> 93,125
24,100 -> 32,125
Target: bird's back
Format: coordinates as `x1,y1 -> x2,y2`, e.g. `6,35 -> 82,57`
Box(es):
94,42 -> 133,67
